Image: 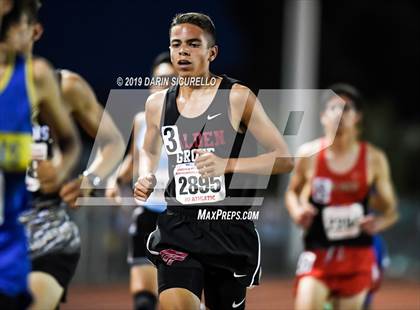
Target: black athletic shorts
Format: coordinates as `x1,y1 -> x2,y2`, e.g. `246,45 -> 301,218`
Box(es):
0,292 -> 32,310
128,206 -> 160,266
146,208 -> 261,310
31,250 -> 80,302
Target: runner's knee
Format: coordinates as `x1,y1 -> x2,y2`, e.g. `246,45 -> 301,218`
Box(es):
29,272 -> 63,310
159,288 -> 200,310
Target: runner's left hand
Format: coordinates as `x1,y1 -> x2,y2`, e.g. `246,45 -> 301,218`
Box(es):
195,150 -> 228,177
37,160 -> 65,194
60,177 -> 83,208
360,214 -> 377,235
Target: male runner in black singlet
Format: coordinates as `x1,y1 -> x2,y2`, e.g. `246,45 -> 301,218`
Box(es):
134,12 -> 293,310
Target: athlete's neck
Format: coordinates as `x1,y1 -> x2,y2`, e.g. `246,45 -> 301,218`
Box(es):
178,72 -> 216,97
326,130 -> 358,154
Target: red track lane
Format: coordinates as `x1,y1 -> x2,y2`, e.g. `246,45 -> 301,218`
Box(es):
62,278 -> 420,310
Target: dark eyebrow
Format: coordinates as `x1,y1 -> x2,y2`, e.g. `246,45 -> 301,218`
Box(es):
187,38 -> 202,43
170,38 -> 202,44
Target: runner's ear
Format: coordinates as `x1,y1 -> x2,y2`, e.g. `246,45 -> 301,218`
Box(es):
208,45 -> 218,62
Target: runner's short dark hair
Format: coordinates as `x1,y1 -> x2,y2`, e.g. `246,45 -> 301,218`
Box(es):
324,83 -> 363,111
170,12 -> 216,47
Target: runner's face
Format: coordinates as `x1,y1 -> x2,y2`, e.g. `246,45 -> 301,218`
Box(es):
150,62 -> 176,94
4,13 -> 36,54
321,95 -> 361,135
169,23 -> 216,77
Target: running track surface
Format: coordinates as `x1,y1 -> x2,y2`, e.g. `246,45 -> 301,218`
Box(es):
62,278 -> 420,310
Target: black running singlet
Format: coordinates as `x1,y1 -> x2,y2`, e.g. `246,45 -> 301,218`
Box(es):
161,75 -> 258,210
25,70 -> 64,208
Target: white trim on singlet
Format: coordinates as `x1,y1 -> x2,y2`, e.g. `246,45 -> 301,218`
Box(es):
146,226 -> 160,255
249,227 -> 261,287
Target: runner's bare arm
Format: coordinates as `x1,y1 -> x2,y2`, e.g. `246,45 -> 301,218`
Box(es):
285,144 -> 317,228
116,112 -> 145,184
134,92 -> 165,201
195,85 -> 293,176
228,85 -> 293,174
138,92 -> 164,178
61,71 -> 125,180
364,147 -> 398,233
285,149 -> 307,219
34,58 -> 81,193
106,112 -> 145,201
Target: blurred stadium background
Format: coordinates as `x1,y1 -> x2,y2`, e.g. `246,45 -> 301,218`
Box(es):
33,0 -> 419,309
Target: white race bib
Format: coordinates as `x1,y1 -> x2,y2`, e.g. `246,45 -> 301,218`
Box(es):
322,203 -> 364,240
174,163 -> 226,205
25,143 -> 48,192
31,142 -> 48,161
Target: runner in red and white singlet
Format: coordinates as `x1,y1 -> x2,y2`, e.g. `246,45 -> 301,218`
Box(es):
285,84 -> 398,310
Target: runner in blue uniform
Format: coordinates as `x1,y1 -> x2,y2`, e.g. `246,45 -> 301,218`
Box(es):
0,1 -> 80,308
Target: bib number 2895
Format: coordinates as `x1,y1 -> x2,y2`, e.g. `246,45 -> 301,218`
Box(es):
174,163 -> 225,205
178,175 -> 221,195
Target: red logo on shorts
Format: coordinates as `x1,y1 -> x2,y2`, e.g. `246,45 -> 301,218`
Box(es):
160,249 -> 188,266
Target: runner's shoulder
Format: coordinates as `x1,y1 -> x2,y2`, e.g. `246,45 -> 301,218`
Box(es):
60,69 -> 83,90
134,111 -> 146,124
230,83 -> 253,105
365,142 -> 388,169
292,139 -> 322,173
59,70 -> 88,98
31,56 -> 55,86
58,69 -> 98,113
146,88 -> 167,107
145,89 -> 168,122
296,138 -> 323,159
228,84 -> 258,122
